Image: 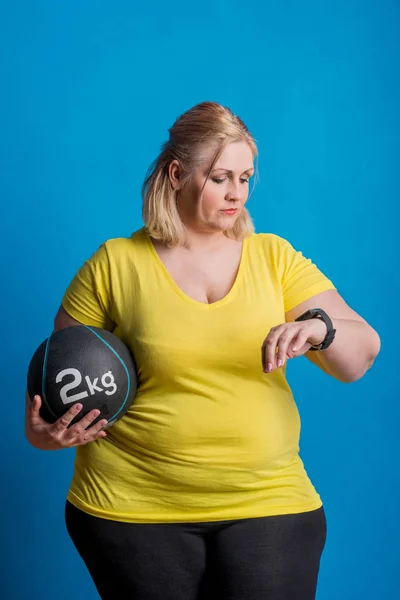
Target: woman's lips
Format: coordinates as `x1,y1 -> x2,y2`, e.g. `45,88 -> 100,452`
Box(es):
221,209 -> 238,215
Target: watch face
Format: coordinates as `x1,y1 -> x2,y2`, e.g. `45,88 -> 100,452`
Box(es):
295,308 -> 326,323
310,310 -> 321,320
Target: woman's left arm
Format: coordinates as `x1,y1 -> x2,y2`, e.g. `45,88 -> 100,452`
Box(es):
285,289 -> 381,383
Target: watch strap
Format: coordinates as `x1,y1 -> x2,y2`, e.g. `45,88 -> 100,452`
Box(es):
294,308 -> 336,351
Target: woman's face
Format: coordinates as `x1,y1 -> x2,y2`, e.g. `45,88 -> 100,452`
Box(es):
178,140 -> 255,234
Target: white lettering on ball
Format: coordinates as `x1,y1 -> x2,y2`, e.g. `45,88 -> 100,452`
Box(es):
56,368 -> 89,404
101,371 -> 117,396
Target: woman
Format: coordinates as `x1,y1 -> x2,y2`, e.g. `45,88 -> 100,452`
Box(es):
25,101 -> 380,600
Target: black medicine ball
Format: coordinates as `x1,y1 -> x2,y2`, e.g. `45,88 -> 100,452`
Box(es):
27,326 -> 137,429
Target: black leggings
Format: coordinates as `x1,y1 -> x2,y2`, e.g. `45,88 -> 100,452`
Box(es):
65,501 -> 327,600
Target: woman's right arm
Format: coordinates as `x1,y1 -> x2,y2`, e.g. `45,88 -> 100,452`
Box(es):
24,306 -> 109,450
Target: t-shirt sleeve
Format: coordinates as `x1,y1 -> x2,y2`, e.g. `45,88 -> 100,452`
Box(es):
275,236 -> 337,313
61,243 -> 114,329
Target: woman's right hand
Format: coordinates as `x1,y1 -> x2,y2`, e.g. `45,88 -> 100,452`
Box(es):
26,393 -> 108,450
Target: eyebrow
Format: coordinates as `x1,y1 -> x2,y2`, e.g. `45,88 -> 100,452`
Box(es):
211,167 -> 255,175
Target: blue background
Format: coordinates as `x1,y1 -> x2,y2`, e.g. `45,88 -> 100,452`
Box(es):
1,1 -> 398,598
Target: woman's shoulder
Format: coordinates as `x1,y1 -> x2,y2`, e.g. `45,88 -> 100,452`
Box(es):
101,227 -> 148,254
82,229 -> 148,272
247,231 -> 291,253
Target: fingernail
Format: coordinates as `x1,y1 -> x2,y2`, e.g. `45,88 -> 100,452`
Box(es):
75,404 -> 82,411
267,363 -> 272,372
292,346 -> 297,352
277,359 -> 283,368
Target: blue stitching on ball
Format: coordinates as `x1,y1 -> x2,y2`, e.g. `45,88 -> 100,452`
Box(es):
85,327 -> 132,422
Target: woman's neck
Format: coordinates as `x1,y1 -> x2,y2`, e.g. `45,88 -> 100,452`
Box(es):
181,225 -> 230,252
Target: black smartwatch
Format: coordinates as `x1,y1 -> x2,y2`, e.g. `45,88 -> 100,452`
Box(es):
294,308 -> 336,351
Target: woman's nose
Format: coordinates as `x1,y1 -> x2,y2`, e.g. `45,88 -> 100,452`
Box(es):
225,180 -> 243,202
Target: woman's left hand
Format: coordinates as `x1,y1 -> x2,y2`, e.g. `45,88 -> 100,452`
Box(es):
261,318 -> 327,373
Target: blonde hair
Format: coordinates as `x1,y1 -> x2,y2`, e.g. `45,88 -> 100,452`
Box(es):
142,101 -> 258,247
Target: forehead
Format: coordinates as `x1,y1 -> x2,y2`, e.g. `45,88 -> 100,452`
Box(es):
206,140 -> 254,171
215,141 -> 254,169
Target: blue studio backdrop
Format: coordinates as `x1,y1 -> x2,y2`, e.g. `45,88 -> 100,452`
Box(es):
1,1 -> 398,599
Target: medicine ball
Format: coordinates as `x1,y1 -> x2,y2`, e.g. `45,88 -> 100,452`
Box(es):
27,326 -> 137,429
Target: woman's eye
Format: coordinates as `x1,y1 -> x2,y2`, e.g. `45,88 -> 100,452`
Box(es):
211,177 -> 249,184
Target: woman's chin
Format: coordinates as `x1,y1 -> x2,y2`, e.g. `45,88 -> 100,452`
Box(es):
216,211 -> 240,226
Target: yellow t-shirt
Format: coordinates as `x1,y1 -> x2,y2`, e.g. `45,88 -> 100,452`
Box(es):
62,227 -> 336,523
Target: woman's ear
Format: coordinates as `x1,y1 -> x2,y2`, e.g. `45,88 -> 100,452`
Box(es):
168,160 -> 182,190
